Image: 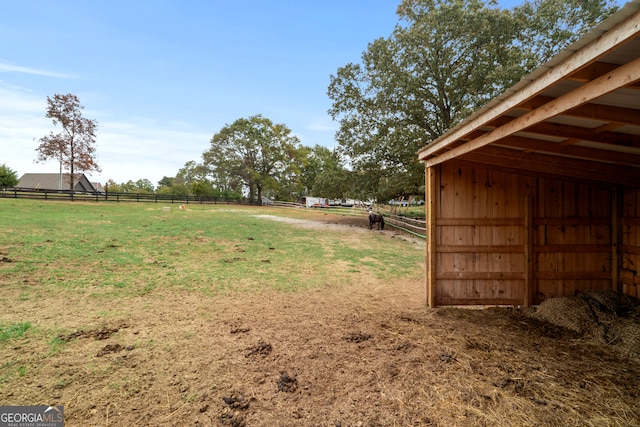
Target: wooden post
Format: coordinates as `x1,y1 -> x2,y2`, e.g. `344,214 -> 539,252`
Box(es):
612,188 -> 619,292
426,165 -> 437,308
524,194 -> 533,307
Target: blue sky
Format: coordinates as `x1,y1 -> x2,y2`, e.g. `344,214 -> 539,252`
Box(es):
0,0 -> 596,186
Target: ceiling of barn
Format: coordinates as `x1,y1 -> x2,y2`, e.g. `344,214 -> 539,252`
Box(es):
418,1 -> 640,188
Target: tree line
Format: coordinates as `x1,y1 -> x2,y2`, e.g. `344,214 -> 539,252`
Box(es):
2,0 -> 618,203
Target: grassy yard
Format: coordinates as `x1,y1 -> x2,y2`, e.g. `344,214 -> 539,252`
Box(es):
0,200 -> 422,298
1,199 -> 638,427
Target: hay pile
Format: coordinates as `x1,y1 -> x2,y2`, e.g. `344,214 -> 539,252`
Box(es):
533,290 -> 640,357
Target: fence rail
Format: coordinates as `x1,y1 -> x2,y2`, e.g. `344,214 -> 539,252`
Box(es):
0,187 -> 254,205
385,214 -> 426,239
267,200 -> 426,239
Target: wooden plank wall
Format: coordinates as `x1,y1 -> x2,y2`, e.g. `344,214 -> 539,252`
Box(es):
429,162 -> 639,306
622,189 -> 640,298
533,178 -> 612,303
433,162 -> 531,305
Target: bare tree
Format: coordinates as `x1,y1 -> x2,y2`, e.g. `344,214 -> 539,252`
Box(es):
36,93 -> 100,191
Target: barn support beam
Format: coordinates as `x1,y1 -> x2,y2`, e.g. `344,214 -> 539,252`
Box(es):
426,165 -> 437,308
612,187 -> 620,292
524,194 -> 533,307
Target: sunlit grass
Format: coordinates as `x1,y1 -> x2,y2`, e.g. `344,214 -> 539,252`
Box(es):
0,200 -> 423,298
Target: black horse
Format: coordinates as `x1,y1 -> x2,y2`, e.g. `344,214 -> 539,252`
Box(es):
369,213 -> 385,230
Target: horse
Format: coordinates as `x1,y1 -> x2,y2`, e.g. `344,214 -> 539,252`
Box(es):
369,213 -> 385,230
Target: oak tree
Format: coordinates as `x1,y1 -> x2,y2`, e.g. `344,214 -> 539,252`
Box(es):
202,115 -> 302,203
302,145 -> 351,200
36,93 -> 100,191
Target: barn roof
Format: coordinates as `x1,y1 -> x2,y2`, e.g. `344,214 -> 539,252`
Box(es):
417,0 -> 640,188
17,173 -> 96,192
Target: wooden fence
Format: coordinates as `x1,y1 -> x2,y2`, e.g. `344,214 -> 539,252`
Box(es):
267,200 -> 426,239
0,187 -> 254,205
2,188 -> 426,239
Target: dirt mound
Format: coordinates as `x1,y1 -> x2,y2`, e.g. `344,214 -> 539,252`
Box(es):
533,290 -> 640,357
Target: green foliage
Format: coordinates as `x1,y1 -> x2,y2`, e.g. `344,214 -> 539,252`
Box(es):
202,115 -> 304,203
328,0 -> 617,202
301,145 -> 352,199
157,176 -> 175,188
155,183 -> 187,196
105,179 -> 121,192
117,179 -> 155,193
0,163 -> 19,188
514,0 -> 619,65
190,180 -> 212,199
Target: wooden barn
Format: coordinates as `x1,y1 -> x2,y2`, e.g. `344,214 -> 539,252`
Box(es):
417,2 -> 640,308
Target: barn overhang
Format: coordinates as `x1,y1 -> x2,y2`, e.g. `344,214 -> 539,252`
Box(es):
417,1 -> 640,187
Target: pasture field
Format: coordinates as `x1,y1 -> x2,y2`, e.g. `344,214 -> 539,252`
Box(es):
0,199 -> 638,426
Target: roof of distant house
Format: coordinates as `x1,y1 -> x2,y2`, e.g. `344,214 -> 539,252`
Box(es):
17,173 -> 97,192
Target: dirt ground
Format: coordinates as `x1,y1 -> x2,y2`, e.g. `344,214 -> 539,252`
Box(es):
2,213 -> 639,426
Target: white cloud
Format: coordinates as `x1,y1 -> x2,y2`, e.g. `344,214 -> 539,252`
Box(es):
0,62 -> 74,79
0,86 -> 46,113
92,122 -> 210,184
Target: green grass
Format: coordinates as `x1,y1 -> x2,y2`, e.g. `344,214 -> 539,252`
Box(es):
0,199 -> 424,298
0,322 -> 31,341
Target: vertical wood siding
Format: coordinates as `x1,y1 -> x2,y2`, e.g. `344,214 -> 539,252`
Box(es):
429,162 -> 639,306
533,179 -> 612,303
434,163 -> 530,305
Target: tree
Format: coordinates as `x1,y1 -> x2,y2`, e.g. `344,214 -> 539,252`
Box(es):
202,115 -> 302,204
106,178 -> 155,194
514,0 -> 618,65
176,161 -> 211,187
190,180 -> 214,200
36,93 -> 100,191
329,0 -> 523,201
105,179 -> 121,193
301,145 -> 352,199
156,175 -> 191,196
0,164 -> 19,188
134,179 -> 155,193
157,176 -> 175,188
328,0 -> 617,202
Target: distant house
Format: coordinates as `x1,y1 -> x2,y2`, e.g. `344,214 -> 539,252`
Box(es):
17,173 -> 97,192
91,182 -> 105,193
